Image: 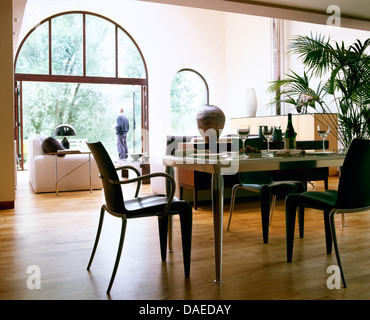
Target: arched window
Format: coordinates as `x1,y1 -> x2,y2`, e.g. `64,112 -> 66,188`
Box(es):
170,69 -> 209,136
14,11 -> 148,168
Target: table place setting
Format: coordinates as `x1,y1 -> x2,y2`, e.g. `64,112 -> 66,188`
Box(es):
274,149 -> 306,157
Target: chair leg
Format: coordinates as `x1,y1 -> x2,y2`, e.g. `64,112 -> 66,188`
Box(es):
87,205 -> 105,270
297,182 -> 306,238
269,195 -> 276,225
260,186 -> 271,244
324,177 -> 328,190
158,215 -> 169,261
168,215 -> 173,253
178,203 -> 193,278
285,195 -> 298,262
323,210 -> 333,254
179,186 -> 183,200
107,215 -> 127,294
298,206 -> 305,238
227,185 -> 239,231
329,209 -> 347,288
194,188 -> 198,210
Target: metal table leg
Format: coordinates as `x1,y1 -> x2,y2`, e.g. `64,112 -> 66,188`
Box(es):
212,172 -> 223,283
55,155 -> 59,196
89,153 -> 92,193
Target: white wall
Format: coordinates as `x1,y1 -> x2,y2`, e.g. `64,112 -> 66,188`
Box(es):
224,12 -> 273,132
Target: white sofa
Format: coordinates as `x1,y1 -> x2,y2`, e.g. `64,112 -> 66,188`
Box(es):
28,137 -> 102,193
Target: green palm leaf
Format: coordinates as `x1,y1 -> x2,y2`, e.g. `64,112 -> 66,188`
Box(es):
268,33 -> 370,146
289,33 -> 335,77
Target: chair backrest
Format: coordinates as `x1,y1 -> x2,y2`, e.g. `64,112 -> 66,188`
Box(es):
237,137 -> 273,184
336,139 -> 370,210
87,142 -> 125,213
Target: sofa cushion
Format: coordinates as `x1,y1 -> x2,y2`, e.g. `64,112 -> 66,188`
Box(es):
42,137 -> 65,156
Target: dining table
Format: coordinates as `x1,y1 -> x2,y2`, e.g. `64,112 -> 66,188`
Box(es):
163,148 -> 346,283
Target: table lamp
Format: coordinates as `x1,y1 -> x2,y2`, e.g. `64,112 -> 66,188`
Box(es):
53,124 -> 76,149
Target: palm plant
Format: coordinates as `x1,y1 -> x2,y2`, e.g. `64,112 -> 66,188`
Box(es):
268,33 -> 370,147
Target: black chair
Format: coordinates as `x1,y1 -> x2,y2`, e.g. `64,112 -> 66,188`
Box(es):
86,142 -> 192,294
285,139 -> 370,287
227,137 -> 305,243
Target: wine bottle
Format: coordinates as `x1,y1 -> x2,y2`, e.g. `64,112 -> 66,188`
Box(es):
284,113 -> 296,149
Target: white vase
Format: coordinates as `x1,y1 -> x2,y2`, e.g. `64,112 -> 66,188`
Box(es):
245,88 -> 257,117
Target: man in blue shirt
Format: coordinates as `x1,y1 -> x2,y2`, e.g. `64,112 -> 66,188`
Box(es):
115,108 -> 129,159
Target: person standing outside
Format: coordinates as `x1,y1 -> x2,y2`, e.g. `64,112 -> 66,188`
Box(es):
115,108 -> 129,160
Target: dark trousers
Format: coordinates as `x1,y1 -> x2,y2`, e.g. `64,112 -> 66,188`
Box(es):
117,133 -> 128,159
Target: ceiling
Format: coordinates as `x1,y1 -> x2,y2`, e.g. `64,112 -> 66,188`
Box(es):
12,0 -> 370,54
229,0 -> 369,21
139,0 -> 370,30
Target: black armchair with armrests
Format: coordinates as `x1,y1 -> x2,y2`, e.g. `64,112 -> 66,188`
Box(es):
285,138 -> 370,287
86,142 -> 192,294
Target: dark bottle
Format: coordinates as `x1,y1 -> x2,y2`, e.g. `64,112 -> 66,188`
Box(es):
284,113 -> 296,149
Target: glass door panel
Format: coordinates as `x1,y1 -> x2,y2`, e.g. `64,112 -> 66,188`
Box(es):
132,86 -> 142,153
52,13 -> 83,76
21,81 -> 143,165
85,15 -> 115,77
118,28 -> 146,78
15,21 -> 49,74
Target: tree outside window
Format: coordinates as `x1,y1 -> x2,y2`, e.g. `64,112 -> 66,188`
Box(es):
170,69 -> 209,136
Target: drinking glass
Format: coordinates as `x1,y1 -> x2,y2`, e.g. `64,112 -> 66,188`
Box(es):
317,125 -> 330,152
237,125 -> 250,159
262,126 -> 274,151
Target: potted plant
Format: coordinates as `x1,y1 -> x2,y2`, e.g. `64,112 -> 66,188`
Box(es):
268,33 -> 370,147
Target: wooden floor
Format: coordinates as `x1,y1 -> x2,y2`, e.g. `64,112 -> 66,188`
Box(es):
1,171 -> 370,301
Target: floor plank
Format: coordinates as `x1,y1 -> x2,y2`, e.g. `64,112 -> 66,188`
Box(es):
1,171 -> 370,300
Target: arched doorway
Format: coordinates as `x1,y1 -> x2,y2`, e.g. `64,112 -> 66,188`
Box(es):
14,11 -> 148,169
